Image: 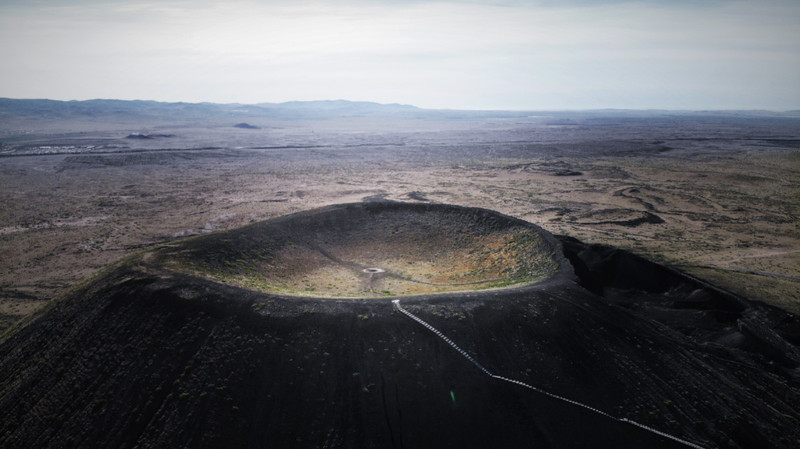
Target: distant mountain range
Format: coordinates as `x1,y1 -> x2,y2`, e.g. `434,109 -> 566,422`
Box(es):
0,98 -> 493,122
1,97 -> 798,123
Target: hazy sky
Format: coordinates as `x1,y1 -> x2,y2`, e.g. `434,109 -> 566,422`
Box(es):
1,0 -> 798,110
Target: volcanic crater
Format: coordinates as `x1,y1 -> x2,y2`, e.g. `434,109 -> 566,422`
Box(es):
155,202 -> 561,298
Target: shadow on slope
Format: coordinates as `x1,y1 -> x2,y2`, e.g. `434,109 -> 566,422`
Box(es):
0,203 -> 797,449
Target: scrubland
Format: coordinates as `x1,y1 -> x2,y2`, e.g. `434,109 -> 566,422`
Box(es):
1,111 -> 798,331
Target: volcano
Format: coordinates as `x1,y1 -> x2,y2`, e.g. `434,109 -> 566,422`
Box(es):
0,202 -> 798,449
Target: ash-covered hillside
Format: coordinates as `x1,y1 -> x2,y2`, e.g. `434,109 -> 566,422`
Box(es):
0,203 -> 798,449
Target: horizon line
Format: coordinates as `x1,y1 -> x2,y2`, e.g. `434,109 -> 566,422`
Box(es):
1,96 -> 799,114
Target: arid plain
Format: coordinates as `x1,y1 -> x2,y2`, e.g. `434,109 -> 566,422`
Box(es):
1,104 -> 798,333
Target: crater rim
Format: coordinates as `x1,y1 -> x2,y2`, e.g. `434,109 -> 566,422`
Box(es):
155,201 -> 567,300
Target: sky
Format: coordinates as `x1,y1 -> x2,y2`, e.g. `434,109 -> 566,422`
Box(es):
0,0 -> 798,110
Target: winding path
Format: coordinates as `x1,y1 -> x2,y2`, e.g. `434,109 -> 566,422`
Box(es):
392,299 -> 706,449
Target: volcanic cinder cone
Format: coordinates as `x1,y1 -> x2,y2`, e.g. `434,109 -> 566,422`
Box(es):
0,202 -> 798,449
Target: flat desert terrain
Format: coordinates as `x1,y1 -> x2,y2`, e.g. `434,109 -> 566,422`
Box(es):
1,107 -> 798,332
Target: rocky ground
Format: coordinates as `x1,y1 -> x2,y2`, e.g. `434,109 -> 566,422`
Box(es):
1,112 -> 798,333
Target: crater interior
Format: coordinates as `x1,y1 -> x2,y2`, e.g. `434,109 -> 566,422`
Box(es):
156,202 -> 560,298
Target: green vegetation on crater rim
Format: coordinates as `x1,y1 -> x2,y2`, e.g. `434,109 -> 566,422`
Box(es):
153,202 -> 561,298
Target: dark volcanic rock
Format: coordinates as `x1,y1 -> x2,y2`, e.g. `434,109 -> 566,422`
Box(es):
578,208 -> 666,227
234,122 -> 261,129
407,191 -> 430,202
0,203 -> 798,449
125,133 -> 175,139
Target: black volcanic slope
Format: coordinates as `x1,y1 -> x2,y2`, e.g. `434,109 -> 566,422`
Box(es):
1,202 -> 798,449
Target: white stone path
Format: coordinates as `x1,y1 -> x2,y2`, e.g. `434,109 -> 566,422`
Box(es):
392,299 -> 706,449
